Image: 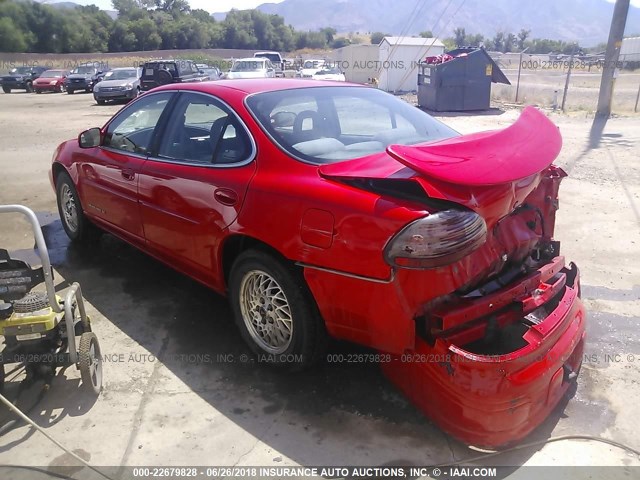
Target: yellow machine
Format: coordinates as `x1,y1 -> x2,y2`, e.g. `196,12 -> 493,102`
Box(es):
0,205 -> 102,394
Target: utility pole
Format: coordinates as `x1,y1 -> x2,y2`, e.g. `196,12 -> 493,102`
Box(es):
596,0 -> 630,117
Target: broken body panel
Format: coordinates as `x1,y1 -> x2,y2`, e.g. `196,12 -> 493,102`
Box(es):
313,107 -> 584,447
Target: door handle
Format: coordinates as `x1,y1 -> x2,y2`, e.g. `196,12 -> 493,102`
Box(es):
214,188 -> 238,206
121,169 -> 135,181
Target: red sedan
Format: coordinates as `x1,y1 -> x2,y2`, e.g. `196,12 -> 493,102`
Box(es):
50,79 -> 585,447
33,69 -> 68,93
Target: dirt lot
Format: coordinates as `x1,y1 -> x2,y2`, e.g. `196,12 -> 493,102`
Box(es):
0,91 -> 639,477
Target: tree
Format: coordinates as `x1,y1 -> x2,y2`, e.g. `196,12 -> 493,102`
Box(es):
504,32 -> 517,52
370,31 -> 389,44
517,29 -> 530,50
453,27 -> 466,46
0,17 -> 28,52
332,37 -> 351,48
320,27 -> 336,44
129,17 -> 162,50
492,31 -> 505,51
419,30 -> 433,38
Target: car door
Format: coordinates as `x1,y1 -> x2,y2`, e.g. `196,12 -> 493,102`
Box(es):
78,92 -> 175,241
138,91 -> 257,287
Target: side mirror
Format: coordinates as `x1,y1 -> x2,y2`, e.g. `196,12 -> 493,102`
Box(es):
79,128 -> 102,148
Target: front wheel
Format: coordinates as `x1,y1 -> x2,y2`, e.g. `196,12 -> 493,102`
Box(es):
25,82 -> 33,93
58,84 -> 66,93
229,250 -> 327,371
67,88 -> 74,94
56,171 -> 99,243
2,87 -> 10,93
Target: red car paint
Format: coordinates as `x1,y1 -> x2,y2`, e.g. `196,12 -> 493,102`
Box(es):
50,80 -> 584,447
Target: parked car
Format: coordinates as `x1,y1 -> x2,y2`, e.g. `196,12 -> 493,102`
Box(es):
65,64 -> 107,94
225,58 -> 276,79
33,70 -> 69,93
140,59 -> 207,91
296,59 -> 327,78
93,67 -> 141,105
311,67 -> 346,82
51,80 -> 585,448
254,51 -> 285,77
196,64 -> 222,81
1,66 -> 48,93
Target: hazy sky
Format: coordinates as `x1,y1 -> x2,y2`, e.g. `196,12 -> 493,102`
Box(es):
41,0 -> 640,14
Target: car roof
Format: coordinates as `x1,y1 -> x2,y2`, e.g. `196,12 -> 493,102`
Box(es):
110,67 -> 139,70
152,78 -> 366,95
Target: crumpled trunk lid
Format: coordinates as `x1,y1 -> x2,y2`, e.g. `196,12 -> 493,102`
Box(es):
319,106 -> 562,228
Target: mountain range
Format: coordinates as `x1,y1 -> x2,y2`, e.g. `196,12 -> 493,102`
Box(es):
251,0 -> 640,45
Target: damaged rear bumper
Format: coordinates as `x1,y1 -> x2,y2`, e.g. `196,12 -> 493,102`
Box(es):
381,256 -> 586,448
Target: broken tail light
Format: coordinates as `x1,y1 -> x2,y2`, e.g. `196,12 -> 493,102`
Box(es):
384,210 -> 487,269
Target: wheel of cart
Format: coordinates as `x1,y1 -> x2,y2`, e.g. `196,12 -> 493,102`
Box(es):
0,205 -> 103,395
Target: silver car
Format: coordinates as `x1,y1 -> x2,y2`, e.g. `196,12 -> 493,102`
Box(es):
93,67 -> 141,104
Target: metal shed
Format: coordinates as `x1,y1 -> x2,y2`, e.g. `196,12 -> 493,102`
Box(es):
378,36 -> 445,93
417,48 -> 510,111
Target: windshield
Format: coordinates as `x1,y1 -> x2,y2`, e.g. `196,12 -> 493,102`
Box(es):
256,54 -> 281,64
9,67 -> 32,75
231,60 -> 265,72
246,86 -> 458,165
315,68 -> 341,76
104,69 -> 138,80
41,70 -> 65,78
71,66 -> 96,74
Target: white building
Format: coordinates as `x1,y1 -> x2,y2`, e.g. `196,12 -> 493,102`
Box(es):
377,36 -> 445,92
620,36 -> 640,62
329,44 -> 379,84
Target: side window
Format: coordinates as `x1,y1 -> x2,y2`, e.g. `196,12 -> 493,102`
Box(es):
156,92 -> 253,166
103,92 -> 173,155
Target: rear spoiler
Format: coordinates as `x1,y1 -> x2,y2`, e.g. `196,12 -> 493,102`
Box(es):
386,106 -> 562,187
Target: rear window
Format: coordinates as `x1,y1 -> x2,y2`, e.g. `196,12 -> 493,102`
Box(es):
255,53 -> 281,64
246,86 -> 458,165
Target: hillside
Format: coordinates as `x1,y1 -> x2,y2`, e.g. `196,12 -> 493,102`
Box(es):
255,0 -> 640,45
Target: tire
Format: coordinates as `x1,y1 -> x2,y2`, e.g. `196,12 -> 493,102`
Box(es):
229,249 -> 327,371
2,87 -> 10,93
58,84 -> 66,93
157,69 -> 173,85
96,98 -> 105,105
67,88 -> 74,94
35,89 -> 42,94
25,82 -> 33,93
78,332 -> 102,395
56,171 -> 99,243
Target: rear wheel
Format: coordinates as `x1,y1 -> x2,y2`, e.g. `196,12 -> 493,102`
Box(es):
56,172 -> 99,243
58,84 -> 66,93
96,98 -> 105,105
25,82 -> 33,93
2,87 -> 10,93
78,332 -> 102,395
229,249 -> 327,370
67,89 -> 74,94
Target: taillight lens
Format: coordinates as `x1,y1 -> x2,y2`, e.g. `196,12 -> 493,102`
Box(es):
384,209 -> 487,269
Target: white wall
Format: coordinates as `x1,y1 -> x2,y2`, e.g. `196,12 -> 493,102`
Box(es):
378,42 -> 444,92
620,37 -> 640,62
329,44 -> 379,84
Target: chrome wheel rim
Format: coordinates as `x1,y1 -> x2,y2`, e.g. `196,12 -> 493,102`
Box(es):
239,270 -> 293,354
60,184 -> 78,233
89,341 -> 102,389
